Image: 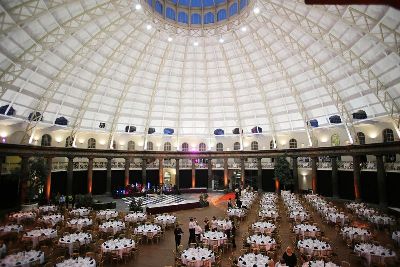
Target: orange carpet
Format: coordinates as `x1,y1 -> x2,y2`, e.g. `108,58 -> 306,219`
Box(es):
214,192 -> 236,204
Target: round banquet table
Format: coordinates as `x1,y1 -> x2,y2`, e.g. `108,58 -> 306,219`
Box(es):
101,238 -> 135,258
181,247 -> 215,267
227,208 -> 245,218
70,208 -> 90,217
97,210 -> 118,220
252,222 -> 276,234
38,205 -> 57,214
124,212 -> 147,223
56,256 -> 96,267
326,213 -> 347,225
392,231 -> 400,244
9,212 -> 35,224
258,210 -> 278,219
341,227 -> 371,242
154,215 -> 176,226
293,224 -> 319,238
246,235 -> 276,250
302,261 -> 339,267
201,231 -> 227,246
0,250 -> 44,267
59,232 -> 92,255
354,243 -> 396,266
40,214 -> 64,226
67,218 -> 93,231
215,220 -> 232,231
297,239 -> 331,257
290,211 -> 309,222
0,225 -> 23,235
0,243 -> 6,258
23,228 -> 57,248
99,221 -> 125,235
237,253 -> 270,267
134,224 -> 161,237
368,215 -> 395,226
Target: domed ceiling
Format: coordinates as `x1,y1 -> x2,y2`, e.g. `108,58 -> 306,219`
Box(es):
0,0 -> 399,144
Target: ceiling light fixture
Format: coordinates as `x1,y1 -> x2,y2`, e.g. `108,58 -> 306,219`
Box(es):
168,37 -> 173,42
146,24 -> 152,30
219,38 -> 224,43
135,4 -> 142,10
241,26 -> 247,32
193,41 -> 199,46
253,7 -> 260,14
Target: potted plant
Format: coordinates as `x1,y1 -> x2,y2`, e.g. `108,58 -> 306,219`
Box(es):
129,198 -> 144,212
273,156 -> 294,193
199,193 -> 209,207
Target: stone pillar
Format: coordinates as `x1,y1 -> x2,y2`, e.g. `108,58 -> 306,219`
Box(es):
0,155 -> 5,177
45,157 -> 53,202
142,158 -> 147,187
67,156 -> 74,197
292,157 -> 298,193
376,155 -> 387,208
175,158 -> 180,189
159,158 -> 164,186
191,159 -> 196,188
331,156 -> 339,198
19,156 -> 30,203
353,155 -> 361,202
124,157 -> 130,187
106,157 -> 112,195
311,157 -> 318,193
207,158 -> 213,190
87,157 -> 93,194
240,158 -> 245,186
224,158 -> 229,188
257,158 -> 262,192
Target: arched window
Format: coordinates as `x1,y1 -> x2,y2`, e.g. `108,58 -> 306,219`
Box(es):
166,7 -> 176,20
233,142 -> 241,151
164,142 -> 171,151
182,142 -> 189,152
289,138 -> 297,149
148,0 -> 153,7
204,12 -> 214,24
41,134 -> 52,147
88,138 -> 96,149
155,0 -> 163,15
239,0 -> 247,10
128,141 -> 135,151
270,140 -> 275,149
65,136 -> 73,148
178,12 -> 188,24
331,134 -> 340,146
216,142 -> 223,151
383,128 -> 394,143
229,2 -> 238,16
357,132 -> 366,145
199,143 -> 206,152
191,13 -> 201,24
251,141 -> 258,151
217,9 -> 226,21
147,141 -> 153,151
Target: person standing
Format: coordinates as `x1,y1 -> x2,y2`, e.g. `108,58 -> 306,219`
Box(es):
204,217 -> 210,232
188,218 -> 196,244
194,222 -> 202,244
282,246 -> 297,267
231,220 -> 237,249
211,216 -> 217,231
174,224 -> 184,248
228,198 -> 233,209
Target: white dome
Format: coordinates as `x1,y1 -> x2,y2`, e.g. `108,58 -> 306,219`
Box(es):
0,0 -> 399,143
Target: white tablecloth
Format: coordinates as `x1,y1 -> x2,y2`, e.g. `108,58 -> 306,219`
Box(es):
99,221 -> 125,235
0,244 -> 6,258
258,210 -> 278,219
124,212 -> 147,222
227,208 -> 245,218
154,215 -> 176,226
341,227 -> 371,242
40,214 -> 64,226
354,243 -> 396,266
59,233 -> 92,255
238,253 -> 270,267
181,248 -> 215,267
215,220 -> 232,231
201,231 -> 227,246
67,218 -> 93,231
368,215 -> 395,225
297,239 -> 331,256
97,210 -> 118,220
293,224 -> 319,238
9,212 -> 35,224
252,222 -> 276,234
56,257 -> 96,267
24,228 -> 57,248
290,211 -> 309,222
326,213 -> 347,225
392,231 -> 400,244
134,224 -> 161,237
302,261 -> 338,267
246,235 -> 276,250
70,208 -> 90,217
0,250 -> 44,267
101,238 -> 135,258
38,205 -> 57,214
0,225 -> 23,234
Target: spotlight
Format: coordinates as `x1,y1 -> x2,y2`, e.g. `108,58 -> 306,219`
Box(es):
146,24 -> 152,30
241,26 -> 247,32
219,38 -> 224,43
135,4 -> 142,10
253,7 -> 260,14
193,41 -> 199,46
168,37 -> 173,42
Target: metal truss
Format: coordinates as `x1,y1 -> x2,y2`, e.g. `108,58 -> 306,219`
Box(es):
231,31 -> 278,146
264,0 -> 400,137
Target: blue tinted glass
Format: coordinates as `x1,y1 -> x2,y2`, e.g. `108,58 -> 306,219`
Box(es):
178,11 -> 188,23
166,7 -> 176,20
239,0 -> 247,10
217,9 -> 226,21
191,13 -> 201,24
229,3 -> 237,16
148,0 -> 153,7
215,0 -> 226,5
204,12 -> 214,24
155,1 -> 163,14
178,0 -> 190,7
191,0 -> 202,7
203,0 -> 214,7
